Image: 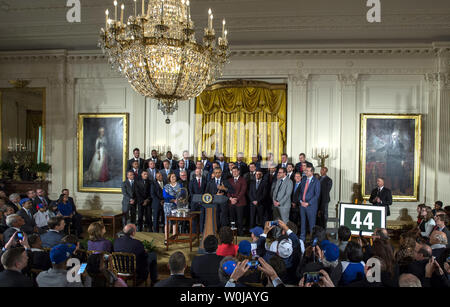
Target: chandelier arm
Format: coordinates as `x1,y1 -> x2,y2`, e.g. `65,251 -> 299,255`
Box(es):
171,42 -> 187,98
142,55 -> 166,98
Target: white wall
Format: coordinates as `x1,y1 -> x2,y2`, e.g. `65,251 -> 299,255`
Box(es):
0,43 -> 449,221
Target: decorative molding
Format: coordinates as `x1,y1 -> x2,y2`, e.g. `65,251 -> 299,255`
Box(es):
289,73 -> 310,87
425,72 -> 450,87
338,74 -> 359,87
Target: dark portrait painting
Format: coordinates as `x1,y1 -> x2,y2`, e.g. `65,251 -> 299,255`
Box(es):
78,114 -> 129,193
360,114 -> 421,201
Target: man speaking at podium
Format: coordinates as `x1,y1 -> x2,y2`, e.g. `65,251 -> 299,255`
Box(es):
369,177 -> 392,217
206,167 -> 235,229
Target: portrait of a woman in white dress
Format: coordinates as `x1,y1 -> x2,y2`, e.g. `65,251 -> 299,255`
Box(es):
85,127 -> 110,183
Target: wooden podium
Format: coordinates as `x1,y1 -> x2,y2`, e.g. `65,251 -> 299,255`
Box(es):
192,193 -> 228,254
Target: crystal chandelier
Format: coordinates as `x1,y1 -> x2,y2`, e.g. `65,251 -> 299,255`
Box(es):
98,0 -> 230,123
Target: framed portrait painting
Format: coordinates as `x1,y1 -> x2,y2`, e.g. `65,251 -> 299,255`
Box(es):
360,114 -> 422,201
77,113 -> 129,193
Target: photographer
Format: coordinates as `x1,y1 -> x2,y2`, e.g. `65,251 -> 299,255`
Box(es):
256,220 -> 300,285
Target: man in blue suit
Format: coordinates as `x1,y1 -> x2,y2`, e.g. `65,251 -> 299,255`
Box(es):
299,166 -> 321,241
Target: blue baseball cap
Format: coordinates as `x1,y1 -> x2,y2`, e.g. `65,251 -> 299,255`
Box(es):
322,242 -> 339,262
250,227 -> 264,237
19,198 -> 31,205
50,244 -> 76,264
238,240 -> 252,256
320,240 -> 332,249
222,260 -> 237,275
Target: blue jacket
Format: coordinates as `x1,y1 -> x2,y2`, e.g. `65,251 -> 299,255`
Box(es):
299,176 -> 321,210
40,230 -> 64,248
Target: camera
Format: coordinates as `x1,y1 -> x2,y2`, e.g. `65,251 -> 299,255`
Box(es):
311,237 -> 318,247
303,271 -> 321,284
270,221 -> 278,226
247,260 -> 260,269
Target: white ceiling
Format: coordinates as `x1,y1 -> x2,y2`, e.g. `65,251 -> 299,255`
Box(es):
0,0 -> 449,51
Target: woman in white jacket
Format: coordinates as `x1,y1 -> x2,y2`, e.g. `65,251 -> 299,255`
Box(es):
418,206 -> 436,238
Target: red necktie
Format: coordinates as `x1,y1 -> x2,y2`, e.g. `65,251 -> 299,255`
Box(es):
198,179 -> 201,188
302,179 -> 310,202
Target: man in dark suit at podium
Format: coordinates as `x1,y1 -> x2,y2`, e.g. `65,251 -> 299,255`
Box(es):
206,167 -> 234,229
189,169 -> 208,233
369,177 -> 392,217
127,148 -> 145,171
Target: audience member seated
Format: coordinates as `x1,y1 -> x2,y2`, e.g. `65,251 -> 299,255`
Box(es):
28,234 -> 52,271
57,194 -> 82,238
418,206 -> 436,238
190,235 -> 224,287
17,199 -> 39,234
87,222 -> 112,253
429,231 -> 447,258
2,214 -> 26,245
216,226 -> 238,257
399,273 -> 422,287
433,212 -> 450,248
0,247 -> 33,287
371,238 -> 399,287
0,206 -> 15,234
40,217 -> 65,248
154,251 -> 196,287
338,226 -> 351,257
86,253 -> 127,287
256,220 -> 300,285
249,227 -> 263,258
36,243 -> 91,287
113,224 -> 158,285
7,193 -> 21,213
33,204 -> 51,231
340,241 -> 365,286
234,240 -> 261,285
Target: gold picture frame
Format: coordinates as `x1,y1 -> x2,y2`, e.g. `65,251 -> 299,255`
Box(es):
77,113 -> 129,193
360,114 -> 421,201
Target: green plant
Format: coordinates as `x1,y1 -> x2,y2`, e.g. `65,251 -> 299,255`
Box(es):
142,239 -> 156,253
0,161 -> 14,171
32,162 -> 51,173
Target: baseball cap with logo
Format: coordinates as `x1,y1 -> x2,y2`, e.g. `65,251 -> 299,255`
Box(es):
222,260 -> 237,275
238,240 -> 252,256
19,198 -> 31,206
50,244 -> 76,264
269,239 -> 293,258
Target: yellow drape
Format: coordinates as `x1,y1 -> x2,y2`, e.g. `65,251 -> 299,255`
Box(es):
194,82 -> 287,163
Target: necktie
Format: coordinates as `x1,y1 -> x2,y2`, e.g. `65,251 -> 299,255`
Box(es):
159,181 -> 163,189
185,160 -> 188,169
295,182 -> 299,193
276,179 -> 283,199
198,178 -> 201,188
216,179 -> 220,187
130,180 -> 134,187
302,179 -> 310,202
234,178 -> 238,184
256,180 -> 260,190
40,196 -> 47,206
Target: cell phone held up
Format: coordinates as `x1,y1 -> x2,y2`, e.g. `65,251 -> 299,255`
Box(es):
16,232 -> 24,241
270,221 -> 279,227
303,271 -> 322,284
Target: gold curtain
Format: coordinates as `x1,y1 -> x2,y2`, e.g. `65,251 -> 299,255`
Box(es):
26,110 -> 42,162
194,81 -> 287,163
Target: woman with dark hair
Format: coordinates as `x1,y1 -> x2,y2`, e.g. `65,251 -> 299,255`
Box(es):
340,241 -> 365,285
418,206 -> 436,238
86,253 -> 126,287
416,204 -> 426,225
217,226 -> 238,257
371,239 -> 399,287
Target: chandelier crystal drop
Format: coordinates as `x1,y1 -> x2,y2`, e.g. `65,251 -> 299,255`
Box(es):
98,0 -> 230,121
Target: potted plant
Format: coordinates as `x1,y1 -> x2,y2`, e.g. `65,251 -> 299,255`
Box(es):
142,239 -> 156,253
31,162 -> 51,181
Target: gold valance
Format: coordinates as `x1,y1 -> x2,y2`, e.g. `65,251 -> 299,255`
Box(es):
195,80 -> 287,163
